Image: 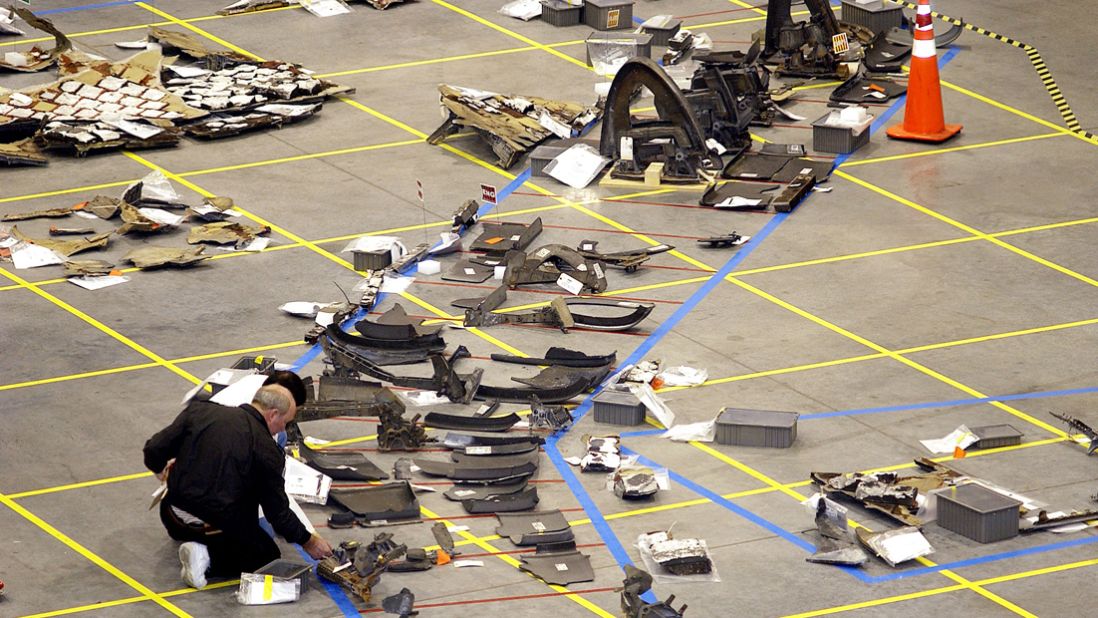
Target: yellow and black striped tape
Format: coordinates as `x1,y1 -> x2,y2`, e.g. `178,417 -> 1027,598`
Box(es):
890,0 -> 1095,139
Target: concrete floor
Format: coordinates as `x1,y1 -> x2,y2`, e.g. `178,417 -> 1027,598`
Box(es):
2,1 -> 1097,616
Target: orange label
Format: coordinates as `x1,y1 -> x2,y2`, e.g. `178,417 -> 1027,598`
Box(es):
606,8 -> 620,28
72,201 -> 87,210
484,236 -> 504,245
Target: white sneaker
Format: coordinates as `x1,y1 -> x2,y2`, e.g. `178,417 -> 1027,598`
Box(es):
179,542 -> 210,589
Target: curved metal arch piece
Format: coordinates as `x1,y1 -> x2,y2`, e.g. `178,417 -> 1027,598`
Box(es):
600,57 -> 708,160
503,245 -> 607,293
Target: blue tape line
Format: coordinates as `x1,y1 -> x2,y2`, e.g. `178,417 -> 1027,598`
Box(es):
618,428 -> 664,438
476,167 -> 531,220
544,436 -> 656,602
37,0 -> 140,15
800,384 -> 1098,421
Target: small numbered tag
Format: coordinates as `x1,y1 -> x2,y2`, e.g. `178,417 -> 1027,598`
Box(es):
557,273 -> 584,295
832,32 -> 850,54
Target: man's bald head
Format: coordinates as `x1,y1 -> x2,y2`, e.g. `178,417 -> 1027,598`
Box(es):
252,384 -> 295,435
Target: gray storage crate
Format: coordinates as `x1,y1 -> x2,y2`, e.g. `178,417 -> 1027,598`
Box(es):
586,32 -> 653,67
641,17 -> 681,46
970,424 -> 1023,449
592,390 -> 646,425
583,0 -> 633,30
715,408 -> 798,448
812,111 -> 872,154
936,483 -> 1021,543
841,0 -> 903,35
352,248 -> 392,271
541,0 -> 582,27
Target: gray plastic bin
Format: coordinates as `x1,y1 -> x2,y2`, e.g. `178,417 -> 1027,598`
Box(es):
936,483 -> 1021,543
583,0 -> 633,30
541,0 -> 582,27
841,0 -> 903,35
715,408 -> 798,448
592,390 -> 646,425
352,248 -> 392,271
970,424 -> 1023,449
812,111 -> 872,154
641,17 -> 682,46
586,32 -> 653,67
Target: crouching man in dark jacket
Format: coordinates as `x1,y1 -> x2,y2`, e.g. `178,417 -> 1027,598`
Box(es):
144,384 -> 333,588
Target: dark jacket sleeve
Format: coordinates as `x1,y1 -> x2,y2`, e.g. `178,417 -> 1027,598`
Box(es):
255,443 -> 312,546
143,405 -> 192,474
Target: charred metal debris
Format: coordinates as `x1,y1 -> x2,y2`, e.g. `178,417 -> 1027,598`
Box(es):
428,84 -> 600,169
0,19 -> 351,166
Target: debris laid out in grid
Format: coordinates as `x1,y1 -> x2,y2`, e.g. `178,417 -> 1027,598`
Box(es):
428,84 -> 601,169
218,0 -> 406,15
0,18 -> 353,166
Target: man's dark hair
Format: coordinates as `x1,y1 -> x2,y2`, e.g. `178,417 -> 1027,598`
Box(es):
263,370 -> 307,406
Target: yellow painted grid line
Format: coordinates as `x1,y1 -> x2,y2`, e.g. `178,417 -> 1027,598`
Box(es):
0,269 -> 201,385
135,2 -> 261,60
836,169 -> 1098,301
839,131 -> 1066,168
727,276 -> 1068,438
315,39 -> 585,79
0,5 -> 302,48
0,492 -> 191,617
20,581 -> 240,618
428,0 -> 592,73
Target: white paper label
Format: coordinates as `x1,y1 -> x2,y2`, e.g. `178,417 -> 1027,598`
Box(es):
465,446 -> 492,455
620,136 -> 634,161
555,563 -> 569,571
557,272 -> 584,295
464,267 -> 476,275
531,521 -> 546,532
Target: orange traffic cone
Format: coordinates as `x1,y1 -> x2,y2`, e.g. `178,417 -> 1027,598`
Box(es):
886,0 -> 962,142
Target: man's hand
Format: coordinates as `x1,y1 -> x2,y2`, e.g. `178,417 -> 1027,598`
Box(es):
302,534 -> 333,560
156,458 -> 176,482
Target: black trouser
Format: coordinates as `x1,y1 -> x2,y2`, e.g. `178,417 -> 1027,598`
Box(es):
159,501 -> 280,578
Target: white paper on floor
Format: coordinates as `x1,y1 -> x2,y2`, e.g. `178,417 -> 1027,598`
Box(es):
498,0 -> 541,20
920,425 -> 977,454
11,243 -> 64,269
68,275 -> 130,290
546,144 -> 610,189
657,366 -> 707,387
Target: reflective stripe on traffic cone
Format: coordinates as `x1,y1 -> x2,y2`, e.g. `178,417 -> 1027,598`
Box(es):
886,0 -> 962,143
